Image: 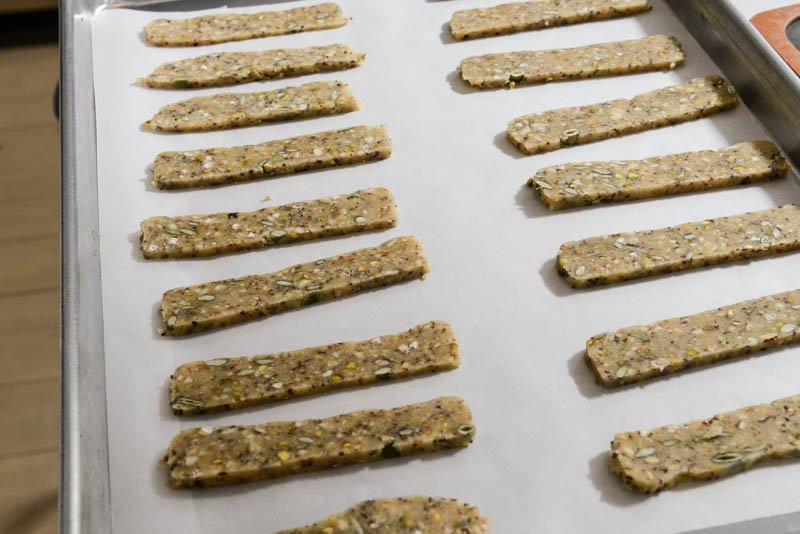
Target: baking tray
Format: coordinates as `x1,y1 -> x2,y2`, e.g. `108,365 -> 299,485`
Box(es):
60,1 -> 800,532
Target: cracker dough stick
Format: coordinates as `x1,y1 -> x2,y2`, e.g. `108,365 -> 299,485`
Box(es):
460,35 -> 684,90
611,394 -> 800,493
507,75 -> 739,155
152,124 -> 392,190
449,0 -> 651,41
530,141 -> 788,210
557,205 -> 800,288
164,396 -> 475,489
140,45 -> 365,89
587,289 -> 800,387
141,188 -> 397,260
275,496 -> 490,534
170,320 -> 460,415
160,236 -> 429,336
142,80 -> 359,133
144,3 -> 348,47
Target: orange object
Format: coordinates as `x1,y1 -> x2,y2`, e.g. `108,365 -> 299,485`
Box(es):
752,4 -> 800,76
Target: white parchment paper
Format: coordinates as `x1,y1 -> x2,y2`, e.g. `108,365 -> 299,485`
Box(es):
91,1 -> 800,532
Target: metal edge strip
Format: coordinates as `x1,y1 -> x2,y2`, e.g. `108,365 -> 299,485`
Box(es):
59,0 -> 112,532
665,2 -> 800,532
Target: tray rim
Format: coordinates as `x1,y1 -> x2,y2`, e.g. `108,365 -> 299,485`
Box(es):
59,1 -> 800,532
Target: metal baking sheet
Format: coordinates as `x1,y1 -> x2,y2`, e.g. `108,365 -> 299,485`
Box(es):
63,0 -> 800,532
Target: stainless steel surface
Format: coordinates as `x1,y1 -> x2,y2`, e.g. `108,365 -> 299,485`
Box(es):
685,510 -> 800,534
60,0 -> 111,533
686,514 -> 800,534
59,1 -> 800,532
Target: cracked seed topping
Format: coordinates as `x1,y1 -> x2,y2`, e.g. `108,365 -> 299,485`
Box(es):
152,125 -> 391,189
529,141 -> 787,210
611,394 -> 800,493
170,320 -> 459,415
507,75 -> 738,155
160,236 -> 429,336
144,3 -> 347,47
558,205 -> 800,288
164,397 -> 474,488
450,0 -> 651,40
461,35 -> 683,89
143,80 -> 360,133
140,44 -> 364,89
141,187 -> 397,259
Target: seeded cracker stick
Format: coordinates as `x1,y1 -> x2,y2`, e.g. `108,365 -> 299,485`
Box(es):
507,75 -> 738,155
529,141 -> 788,210
159,236 -> 429,336
144,3 -> 347,47
275,496 -> 490,534
140,45 -> 365,89
460,35 -> 684,90
163,396 -> 475,489
142,80 -> 359,133
557,205 -> 800,288
152,125 -> 391,190
170,321 -> 459,415
587,289 -> 800,387
449,0 -> 651,41
611,394 -> 800,493
141,188 -> 397,260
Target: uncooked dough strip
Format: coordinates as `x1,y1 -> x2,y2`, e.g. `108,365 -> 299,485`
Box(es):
144,3 -> 347,47
507,75 -> 739,155
143,80 -> 359,133
460,35 -> 684,89
611,394 -> 800,493
164,396 -> 475,489
530,141 -> 788,210
141,188 -> 397,260
170,320 -> 460,415
152,124 -> 391,190
140,44 -> 365,89
160,236 -> 429,336
449,0 -> 651,41
557,205 -> 800,288
275,496 -> 490,534
587,289 -> 800,387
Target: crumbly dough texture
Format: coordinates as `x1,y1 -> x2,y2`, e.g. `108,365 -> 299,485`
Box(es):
170,320 -> 460,415
160,236 -> 429,336
143,80 -> 359,132
530,141 -> 788,210
611,394 -> 800,493
164,396 -> 475,489
141,188 -> 397,260
449,0 -> 651,40
587,289 -> 800,387
275,496 -> 489,534
460,35 -> 684,89
152,124 -> 391,189
507,75 -> 739,155
144,3 -> 347,47
140,45 -> 365,89
557,205 -> 800,288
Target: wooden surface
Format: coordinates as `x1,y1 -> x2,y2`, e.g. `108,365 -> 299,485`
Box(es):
0,1 -> 58,15
0,43 -> 59,534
